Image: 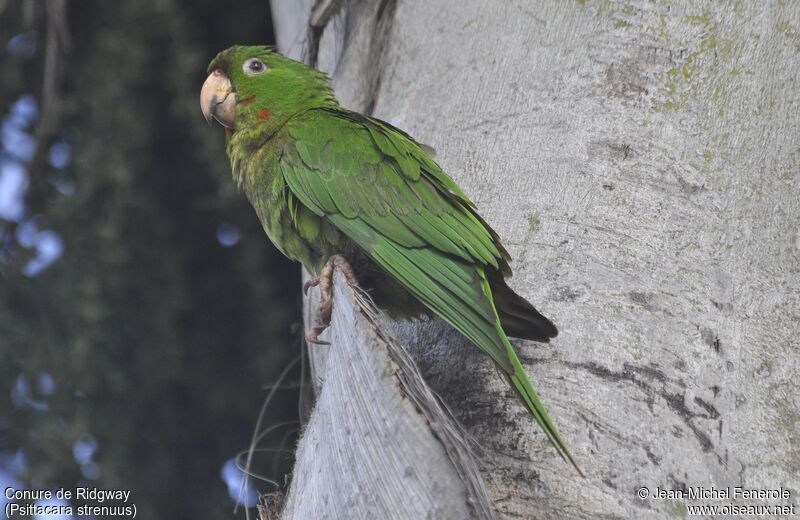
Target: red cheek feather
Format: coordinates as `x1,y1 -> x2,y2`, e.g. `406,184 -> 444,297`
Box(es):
258,109 -> 271,121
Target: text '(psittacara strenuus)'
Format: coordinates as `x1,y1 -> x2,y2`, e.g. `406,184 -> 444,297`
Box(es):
200,46 -> 582,474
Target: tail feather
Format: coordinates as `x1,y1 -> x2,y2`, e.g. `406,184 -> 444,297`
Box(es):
506,352 -> 585,477
479,269 -> 584,477
488,269 -> 558,342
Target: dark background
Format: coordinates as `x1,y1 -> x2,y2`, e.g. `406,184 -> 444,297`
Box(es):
0,1 -> 303,518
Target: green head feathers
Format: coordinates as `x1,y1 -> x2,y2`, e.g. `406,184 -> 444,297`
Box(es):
200,45 -> 337,134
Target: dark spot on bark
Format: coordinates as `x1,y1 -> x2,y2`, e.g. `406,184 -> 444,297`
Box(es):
608,142 -> 631,159
711,299 -> 733,311
602,183 -> 615,190
676,174 -> 706,195
700,327 -> 722,353
628,291 -> 660,312
634,364 -> 675,386
693,397 -> 720,419
603,478 -> 618,489
587,139 -> 633,161
550,285 -> 584,302
561,360 -> 670,388
661,392 -> 716,456
668,474 -> 689,493
645,446 -> 661,465
710,385 -> 720,397
628,292 -> 649,305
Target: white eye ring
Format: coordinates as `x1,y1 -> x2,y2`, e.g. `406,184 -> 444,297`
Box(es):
243,58 -> 268,76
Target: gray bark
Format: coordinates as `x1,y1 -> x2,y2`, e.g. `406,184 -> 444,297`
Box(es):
271,1 -> 800,518
284,272 -> 494,519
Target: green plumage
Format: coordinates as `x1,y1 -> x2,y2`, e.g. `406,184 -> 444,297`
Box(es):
206,46 -> 582,474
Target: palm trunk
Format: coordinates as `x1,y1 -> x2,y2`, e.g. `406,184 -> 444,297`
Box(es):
271,1 -> 800,518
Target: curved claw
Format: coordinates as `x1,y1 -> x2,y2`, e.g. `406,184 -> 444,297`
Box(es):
303,277 -> 320,296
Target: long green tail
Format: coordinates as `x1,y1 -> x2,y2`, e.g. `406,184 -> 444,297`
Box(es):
506,350 -> 585,477
480,271 -> 585,477
336,222 -> 583,474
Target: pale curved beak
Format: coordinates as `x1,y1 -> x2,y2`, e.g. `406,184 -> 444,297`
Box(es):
200,69 -> 236,129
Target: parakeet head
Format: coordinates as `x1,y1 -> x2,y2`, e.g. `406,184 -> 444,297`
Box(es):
200,45 -> 336,132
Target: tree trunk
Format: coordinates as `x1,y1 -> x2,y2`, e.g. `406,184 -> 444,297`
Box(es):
271,1 -> 800,518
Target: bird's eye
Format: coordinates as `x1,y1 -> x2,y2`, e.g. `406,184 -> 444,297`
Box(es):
243,58 -> 268,76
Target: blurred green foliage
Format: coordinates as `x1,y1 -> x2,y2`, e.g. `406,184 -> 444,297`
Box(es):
0,1 -> 303,518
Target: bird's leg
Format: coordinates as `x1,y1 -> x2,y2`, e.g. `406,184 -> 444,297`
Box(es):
304,255 -> 359,345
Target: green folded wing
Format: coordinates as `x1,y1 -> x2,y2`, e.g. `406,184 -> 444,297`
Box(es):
278,108 -> 582,473
278,108 -> 513,371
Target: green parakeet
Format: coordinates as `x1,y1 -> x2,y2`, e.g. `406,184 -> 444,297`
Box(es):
200,45 -> 582,475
